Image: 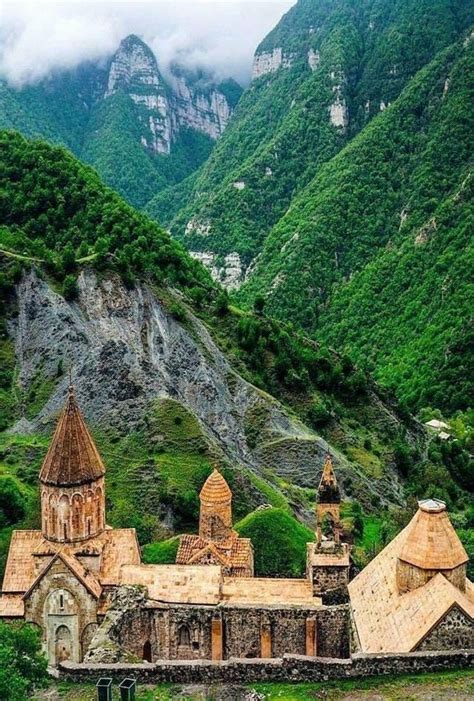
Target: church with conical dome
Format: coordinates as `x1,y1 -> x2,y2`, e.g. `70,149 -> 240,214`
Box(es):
0,389 -> 472,667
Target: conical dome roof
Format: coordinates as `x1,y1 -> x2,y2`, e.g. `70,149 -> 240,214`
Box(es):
39,387 -> 105,487
399,499 -> 468,571
200,469 -> 232,504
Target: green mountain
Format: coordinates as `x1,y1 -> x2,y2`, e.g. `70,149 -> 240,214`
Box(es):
161,0 -> 473,272
0,34 -> 241,208
239,36 -> 474,415
150,0 -> 473,417
1,130 -> 471,581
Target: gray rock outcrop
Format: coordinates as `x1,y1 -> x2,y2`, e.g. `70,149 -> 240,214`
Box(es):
7,268 -> 405,509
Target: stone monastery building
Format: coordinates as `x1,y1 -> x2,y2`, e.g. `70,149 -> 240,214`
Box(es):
0,388 -> 473,665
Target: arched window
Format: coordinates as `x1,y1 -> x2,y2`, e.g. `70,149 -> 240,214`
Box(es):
95,487 -> 103,529
178,624 -> 191,647
72,493 -> 83,537
58,495 -> 70,541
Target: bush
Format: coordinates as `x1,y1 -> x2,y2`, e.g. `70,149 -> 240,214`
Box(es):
214,292 -> 229,316
253,295 -> 266,315
307,399 -> 331,428
62,274 -> 78,301
0,622 -> 48,701
169,302 -> 186,322
0,477 -> 26,528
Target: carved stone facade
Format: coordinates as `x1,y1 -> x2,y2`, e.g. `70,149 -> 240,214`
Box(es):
41,479 -> 105,543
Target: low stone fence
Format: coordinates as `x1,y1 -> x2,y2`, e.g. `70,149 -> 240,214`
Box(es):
59,649 -> 474,684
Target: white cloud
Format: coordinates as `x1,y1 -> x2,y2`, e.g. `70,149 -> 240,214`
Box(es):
0,0 -> 295,87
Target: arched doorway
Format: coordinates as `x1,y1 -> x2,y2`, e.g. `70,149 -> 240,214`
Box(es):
143,640 -> 152,662
177,624 -> 192,659
44,589 -> 79,665
55,625 -> 72,663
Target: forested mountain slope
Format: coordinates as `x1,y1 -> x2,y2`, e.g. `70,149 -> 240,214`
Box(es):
1,130 -> 471,579
239,36 -> 474,414
157,0 -> 473,285
0,35 -> 241,208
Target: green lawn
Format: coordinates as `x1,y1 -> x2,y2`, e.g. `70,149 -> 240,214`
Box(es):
32,669 -> 474,700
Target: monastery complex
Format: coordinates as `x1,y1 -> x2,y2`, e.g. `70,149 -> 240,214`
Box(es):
0,387 -> 473,666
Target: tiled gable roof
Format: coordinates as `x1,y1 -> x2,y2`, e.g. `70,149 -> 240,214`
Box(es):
0,527 -> 140,604
349,519 -> 473,653
22,550 -> 102,600
176,533 -> 252,571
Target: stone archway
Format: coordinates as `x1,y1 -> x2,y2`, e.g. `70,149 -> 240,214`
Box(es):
55,625 -> 72,663
143,640 -> 152,662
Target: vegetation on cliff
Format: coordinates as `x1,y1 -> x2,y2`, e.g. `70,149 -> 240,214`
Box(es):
239,39 -> 474,416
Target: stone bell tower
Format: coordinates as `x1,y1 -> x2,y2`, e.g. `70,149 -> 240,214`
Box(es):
316,453 -> 342,543
40,384 -> 106,543
307,454 -> 350,599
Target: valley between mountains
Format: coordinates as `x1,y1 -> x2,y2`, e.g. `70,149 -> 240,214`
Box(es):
0,0 -> 472,586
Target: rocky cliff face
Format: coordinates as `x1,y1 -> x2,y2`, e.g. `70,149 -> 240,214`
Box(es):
170,74 -> 232,140
105,35 -> 239,154
105,35 -> 171,154
7,269 -> 405,510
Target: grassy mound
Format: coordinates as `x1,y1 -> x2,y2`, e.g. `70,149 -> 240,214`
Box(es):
235,507 -> 314,577
142,536 -> 180,565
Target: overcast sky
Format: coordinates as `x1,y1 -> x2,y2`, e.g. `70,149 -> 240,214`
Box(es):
0,0 -> 295,87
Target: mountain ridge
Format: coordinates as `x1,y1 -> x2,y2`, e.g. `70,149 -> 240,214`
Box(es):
0,33 -> 242,208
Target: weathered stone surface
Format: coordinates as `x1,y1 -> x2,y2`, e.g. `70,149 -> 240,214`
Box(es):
81,586 -> 350,664
7,268 -> 404,509
85,586 -> 147,663
58,649 -> 474,683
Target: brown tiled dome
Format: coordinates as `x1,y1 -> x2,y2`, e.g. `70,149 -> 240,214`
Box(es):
200,469 -> 232,504
398,499 -> 468,570
39,387 -> 105,487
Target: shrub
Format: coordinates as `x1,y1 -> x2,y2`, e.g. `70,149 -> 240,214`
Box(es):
0,477 -> 26,528
0,621 -> 48,701
62,274 -> 78,301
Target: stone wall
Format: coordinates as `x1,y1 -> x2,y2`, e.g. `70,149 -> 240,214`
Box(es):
59,649 -> 474,684
416,606 -> 474,651
88,601 -> 350,663
311,565 -> 349,596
